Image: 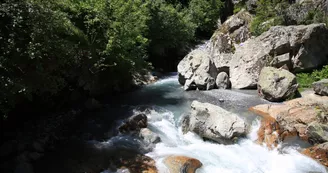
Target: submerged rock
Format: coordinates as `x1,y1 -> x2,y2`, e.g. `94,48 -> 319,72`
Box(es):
163,155 -> 202,173
183,101 -> 247,144
139,128 -> 161,145
257,67 -> 298,102
302,142 -> 328,167
313,79 -> 328,96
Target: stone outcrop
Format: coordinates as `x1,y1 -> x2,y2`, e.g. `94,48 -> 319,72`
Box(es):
178,9 -> 328,90
288,0 -> 328,25
313,79 -> 328,96
182,101 -> 247,144
209,9 -> 252,66
178,10 -> 252,90
302,142 -> 328,167
250,93 -> 328,144
257,67 -> 298,101
163,155 -> 202,173
230,23 -> 328,88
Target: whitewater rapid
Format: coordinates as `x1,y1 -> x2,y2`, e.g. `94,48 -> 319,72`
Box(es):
142,76 -> 327,173
104,76 -> 327,173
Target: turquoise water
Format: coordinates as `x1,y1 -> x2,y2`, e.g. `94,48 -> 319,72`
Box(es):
124,75 -> 327,173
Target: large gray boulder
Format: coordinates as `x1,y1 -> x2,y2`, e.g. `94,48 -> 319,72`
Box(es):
230,23 -> 328,89
209,9 -> 252,60
257,67 -> 298,102
313,79 -> 328,96
182,101 -> 247,144
177,49 -> 218,91
177,10 -> 252,91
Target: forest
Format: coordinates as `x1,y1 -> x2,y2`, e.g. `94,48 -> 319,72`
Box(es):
1,0 -> 327,120
0,0 -> 224,120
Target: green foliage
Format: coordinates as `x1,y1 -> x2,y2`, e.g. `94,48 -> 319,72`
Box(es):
302,10 -> 328,26
297,65 -> 328,88
188,0 -> 223,35
233,1 -> 246,14
250,0 -> 328,36
0,0 -> 225,118
250,0 -> 288,36
147,1 -> 196,70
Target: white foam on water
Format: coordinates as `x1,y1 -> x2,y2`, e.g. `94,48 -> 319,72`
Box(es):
146,109 -> 327,173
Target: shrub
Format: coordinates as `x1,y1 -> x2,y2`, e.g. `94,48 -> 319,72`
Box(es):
296,65 -> 328,88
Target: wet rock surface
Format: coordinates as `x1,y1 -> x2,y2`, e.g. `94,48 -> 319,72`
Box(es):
119,114 -> 148,133
302,142 -> 328,167
182,101 -> 247,144
163,155 -> 202,173
250,94 -> 328,143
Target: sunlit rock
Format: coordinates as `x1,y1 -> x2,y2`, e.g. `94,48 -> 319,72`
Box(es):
163,155 -> 202,173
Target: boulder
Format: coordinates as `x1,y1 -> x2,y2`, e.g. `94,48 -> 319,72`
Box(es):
306,122 -> 328,144
250,94 -> 328,143
209,9 -> 252,60
302,142 -> 328,167
216,72 -> 231,89
313,79 -> 328,96
119,114 -> 148,133
257,67 -> 299,102
163,155 -> 202,173
177,49 -> 218,91
177,10 -> 253,90
183,101 -> 247,144
139,128 -> 161,145
230,23 -> 328,89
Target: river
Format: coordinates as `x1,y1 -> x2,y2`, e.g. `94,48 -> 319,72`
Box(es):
106,75 -> 327,173
36,74 -> 327,173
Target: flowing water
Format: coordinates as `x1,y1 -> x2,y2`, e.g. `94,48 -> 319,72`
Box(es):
103,75 -> 327,173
